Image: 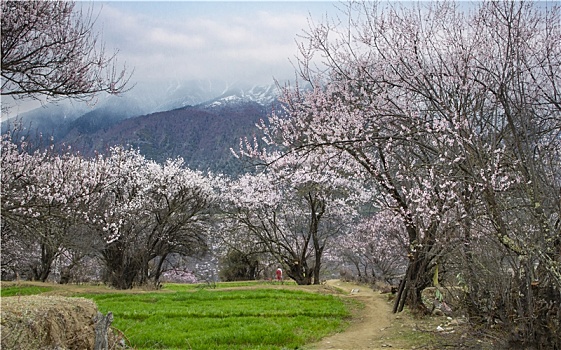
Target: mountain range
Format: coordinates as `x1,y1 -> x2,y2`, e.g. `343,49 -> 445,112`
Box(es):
2,80 -> 283,174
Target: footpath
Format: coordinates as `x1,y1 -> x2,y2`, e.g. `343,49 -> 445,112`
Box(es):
306,279 -> 399,350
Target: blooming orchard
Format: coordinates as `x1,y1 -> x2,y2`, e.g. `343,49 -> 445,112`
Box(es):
1,136 -> 220,288
223,150 -> 371,285
239,1 -> 560,346
1,1 -> 559,347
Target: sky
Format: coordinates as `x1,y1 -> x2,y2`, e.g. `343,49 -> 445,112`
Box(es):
4,1 -> 556,118
89,1 -> 341,87
2,1 -> 341,118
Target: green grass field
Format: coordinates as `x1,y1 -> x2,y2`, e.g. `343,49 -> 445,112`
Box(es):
89,288 -> 349,349
1,282 -> 352,350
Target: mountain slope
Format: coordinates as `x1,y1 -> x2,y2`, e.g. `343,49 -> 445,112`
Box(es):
3,81 -> 280,174
61,101 -> 268,174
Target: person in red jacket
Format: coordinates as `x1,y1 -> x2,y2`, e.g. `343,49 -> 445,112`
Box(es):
275,268 -> 283,283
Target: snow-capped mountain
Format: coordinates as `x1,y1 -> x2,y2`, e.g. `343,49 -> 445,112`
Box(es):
2,80 -> 282,175
2,79 -> 280,140
202,83 -> 279,108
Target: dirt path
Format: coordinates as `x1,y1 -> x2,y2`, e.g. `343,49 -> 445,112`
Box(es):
305,280 -> 428,350
305,280 -> 403,350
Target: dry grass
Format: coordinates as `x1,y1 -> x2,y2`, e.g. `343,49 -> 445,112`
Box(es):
1,295 -> 98,349
1,294 -> 124,350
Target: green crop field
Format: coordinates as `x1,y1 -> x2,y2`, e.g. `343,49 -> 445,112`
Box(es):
0,281 -> 352,349
80,284 -> 351,350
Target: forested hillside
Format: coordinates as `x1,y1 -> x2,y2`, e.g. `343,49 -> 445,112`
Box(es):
60,101 -> 269,174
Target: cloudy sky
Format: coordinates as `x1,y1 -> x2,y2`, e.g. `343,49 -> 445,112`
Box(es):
1,1 -> 341,118
90,1 -> 341,87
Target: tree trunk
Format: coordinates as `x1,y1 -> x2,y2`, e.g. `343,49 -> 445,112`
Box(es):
94,311 -> 113,350
33,242 -> 58,282
285,259 -> 313,285
102,241 -> 141,289
312,254 -> 322,284
393,247 -> 432,314
308,193 -> 325,285
152,253 -> 168,288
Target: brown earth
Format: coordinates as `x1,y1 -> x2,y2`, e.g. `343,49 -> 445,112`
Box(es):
305,280 -> 411,350
305,280 -> 491,350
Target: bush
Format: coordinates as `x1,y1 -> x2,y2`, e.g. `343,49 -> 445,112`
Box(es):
219,250 -> 259,282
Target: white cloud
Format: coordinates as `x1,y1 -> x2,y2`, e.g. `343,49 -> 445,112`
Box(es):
147,27 -> 205,50
93,2 -> 335,86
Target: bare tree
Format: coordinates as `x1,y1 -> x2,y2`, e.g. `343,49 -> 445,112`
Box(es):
1,0 -> 131,102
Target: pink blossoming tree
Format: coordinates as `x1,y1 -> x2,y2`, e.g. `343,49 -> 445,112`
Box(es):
225,149 -> 370,285
1,0 -> 131,104
240,1 -> 560,346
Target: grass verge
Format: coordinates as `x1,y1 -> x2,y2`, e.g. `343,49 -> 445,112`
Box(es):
0,284 -> 53,297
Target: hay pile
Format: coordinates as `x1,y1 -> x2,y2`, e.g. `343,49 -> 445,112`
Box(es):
1,295 -> 121,350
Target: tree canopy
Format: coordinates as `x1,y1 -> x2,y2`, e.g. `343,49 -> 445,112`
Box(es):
1,0 -> 131,103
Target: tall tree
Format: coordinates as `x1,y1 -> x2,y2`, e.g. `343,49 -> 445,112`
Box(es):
248,1 -> 560,346
88,147 -> 217,289
226,151 -> 367,285
0,133 -> 109,281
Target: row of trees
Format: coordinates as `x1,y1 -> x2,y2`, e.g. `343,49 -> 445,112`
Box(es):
1,138 -> 218,288
235,1 -> 559,347
1,133 -> 392,288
